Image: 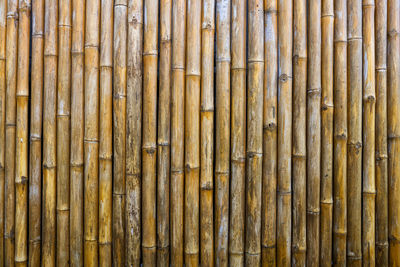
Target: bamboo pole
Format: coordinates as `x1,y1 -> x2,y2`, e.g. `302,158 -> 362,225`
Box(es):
5,0 -> 18,265
171,0 -> 186,265
292,0 -> 307,265
84,0 -> 100,264
375,0 -> 388,265
215,0 -> 230,266
142,0 -> 158,264
185,1 -> 201,266
230,0 -> 245,265
29,0 -> 44,264
320,0 -> 334,265
246,0 -> 263,265
42,0 -> 57,264
113,0 -> 127,265
56,0 -> 71,265
126,0 -> 142,265
70,0 -> 85,265
347,0 -> 362,264
99,0 -> 113,265
277,0 -> 292,265
333,0 -> 347,265
200,0 -> 214,265
388,0 -> 400,264
157,0 -> 171,265
362,0 -> 376,265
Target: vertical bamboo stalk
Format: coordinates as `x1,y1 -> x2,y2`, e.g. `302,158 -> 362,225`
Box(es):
292,0 -> 307,265
277,0 -> 292,265
157,0 -> 172,265
185,0 -> 201,266
70,0 -> 85,265
42,0 -> 57,264
215,0 -> 230,266
84,0 -> 100,264
333,0 -> 347,265
99,0 -> 113,265
29,0 -> 44,264
230,0 -> 245,265
200,0 -> 214,265
14,0 -> 30,266
387,0 -> 400,264
5,0 -> 18,265
142,0 -> 158,265
362,0 -> 376,265
320,0 -> 334,265
126,0 -> 142,265
375,0 -> 388,265
347,0 -> 362,264
246,0 -> 263,265
171,0 -> 186,265
113,0 -> 127,265
56,0 -> 71,265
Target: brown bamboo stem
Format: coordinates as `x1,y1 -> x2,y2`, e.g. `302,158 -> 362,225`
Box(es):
375,0 -> 388,265
230,0 -> 245,265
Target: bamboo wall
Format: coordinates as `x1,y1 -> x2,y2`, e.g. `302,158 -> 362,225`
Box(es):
0,0 -> 398,266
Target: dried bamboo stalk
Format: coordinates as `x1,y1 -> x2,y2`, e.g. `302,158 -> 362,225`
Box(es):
320,0 -> 334,265
113,0 -> 127,265
171,0 -> 186,265
388,0 -> 400,264
84,0 -> 100,264
42,0 -> 57,264
362,0 -> 376,265
230,0 -> 245,265
333,0 -> 347,265
375,0 -> 388,265
200,0 -> 214,265
70,0 -> 85,264
246,0 -> 263,265
347,0 -> 362,264
5,0 -> 18,265
126,0 -> 143,265
157,0 -> 172,265
277,0 -> 292,265
142,0 -> 158,264
15,0 -> 30,266
29,0 -> 44,264
99,0 -> 113,265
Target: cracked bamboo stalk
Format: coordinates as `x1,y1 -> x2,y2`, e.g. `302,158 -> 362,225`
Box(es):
333,0 -> 347,265
42,0 -> 57,264
388,0 -> 400,264
362,0 -> 376,265
84,0 -> 100,264
99,0 -> 113,265
246,0 -> 263,265
56,0 -> 71,265
15,0 -> 30,266
375,0 -> 388,265
230,0 -> 245,265
113,0 -> 127,265
5,0 -> 18,265
171,0 -> 185,265
277,0 -> 292,265
347,0 -> 362,264
320,0 -> 334,265
70,0 -> 85,264
126,0 -> 142,265
292,0 -> 306,265
200,0 -> 214,265
29,0 -> 43,264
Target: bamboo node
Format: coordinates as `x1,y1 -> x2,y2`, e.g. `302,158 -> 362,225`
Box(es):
143,146 -> 156,154
279,74 -> 291,82
6,12 -> 18,19
307,209 -> 320,215
261,244 -> 276,249
185,164 -> 199,171
335,133 -> 348,140
264,9 -> 278,14
376,154 -> 388,161
388,29 -> 400,38
322,103 -> 334,110
143,50 -> 158,56
247,152 -> 262,158
389,236 -> 400,244
30,135 -> 41,142
263,122 -> 276,131
202,22 -> 214,30
307,87 -> 321,96
201,182 -> 213,190
364,95 -> 376,103
29,238 -> 41,244
348,141 -> 362,150
291,245 -> 306,253
32,32 -> 44,38
292,154 -> 306,160
16,176 -> 28,184
215,170 -> 229,175
375,241 -> 389,248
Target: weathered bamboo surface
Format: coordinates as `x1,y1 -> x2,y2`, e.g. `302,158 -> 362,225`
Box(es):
0,0 -> 398,266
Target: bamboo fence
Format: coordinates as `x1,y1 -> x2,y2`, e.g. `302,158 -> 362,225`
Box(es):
0,0 -> 399,266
